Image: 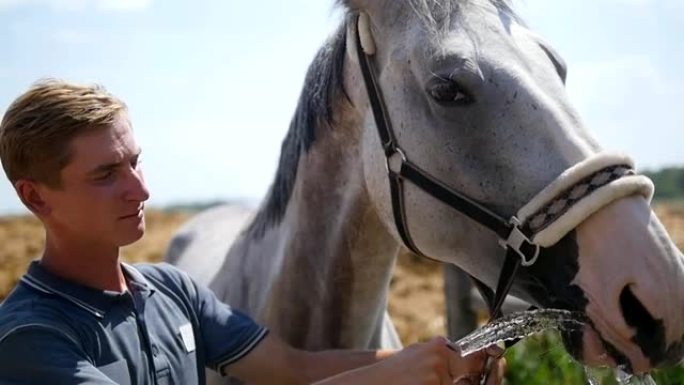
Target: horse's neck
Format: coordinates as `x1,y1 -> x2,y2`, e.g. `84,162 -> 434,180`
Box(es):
222,114 -> 400,350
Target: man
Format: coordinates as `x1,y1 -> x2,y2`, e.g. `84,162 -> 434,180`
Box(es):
0,80 -> 505,385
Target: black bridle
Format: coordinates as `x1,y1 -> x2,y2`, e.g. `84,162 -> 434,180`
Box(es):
354,14 -> 535,321
352,14 -> 638,325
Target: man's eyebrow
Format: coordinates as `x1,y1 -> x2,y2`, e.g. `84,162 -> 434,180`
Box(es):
87,149 -> 142,176
87,162 -> 119,176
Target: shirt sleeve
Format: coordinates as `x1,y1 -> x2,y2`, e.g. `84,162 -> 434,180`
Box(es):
0,326 -> 119,385
185,273 -> 269,373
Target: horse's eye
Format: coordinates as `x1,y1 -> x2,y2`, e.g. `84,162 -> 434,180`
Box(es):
428,79 -> 475,106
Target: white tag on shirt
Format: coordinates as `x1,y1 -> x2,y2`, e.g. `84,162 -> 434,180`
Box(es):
179,323 -> 196,353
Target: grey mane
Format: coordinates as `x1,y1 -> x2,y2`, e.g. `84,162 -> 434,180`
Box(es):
246,0 -> 519,239
246,20 -> 350,239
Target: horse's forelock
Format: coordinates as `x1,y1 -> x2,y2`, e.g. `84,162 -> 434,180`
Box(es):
335,0 -> 515,16
336,0 -> 518,36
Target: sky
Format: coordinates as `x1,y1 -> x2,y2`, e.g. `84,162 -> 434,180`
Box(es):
0,0 -> 682,215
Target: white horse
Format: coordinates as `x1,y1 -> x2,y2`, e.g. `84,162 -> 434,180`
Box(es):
166,0 -> 684,381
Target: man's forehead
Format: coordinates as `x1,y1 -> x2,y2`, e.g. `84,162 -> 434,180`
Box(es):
65,119 -> 139,171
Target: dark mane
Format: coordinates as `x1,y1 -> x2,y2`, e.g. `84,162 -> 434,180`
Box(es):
246,18 -> 350,239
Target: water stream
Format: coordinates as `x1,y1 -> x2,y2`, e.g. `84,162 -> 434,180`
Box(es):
452,308 -> 586,356
585,366 -> 657,385
449,309 -> 658,385
614,367 -> 657,385
585,366 -> 601,385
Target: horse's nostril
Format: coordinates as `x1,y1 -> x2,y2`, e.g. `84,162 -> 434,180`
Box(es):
620,285 -> 656,334
619,285 -> 666,366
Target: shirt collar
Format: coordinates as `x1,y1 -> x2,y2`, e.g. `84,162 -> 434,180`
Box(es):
121,262 -> 156,296
21,261 -> 156,319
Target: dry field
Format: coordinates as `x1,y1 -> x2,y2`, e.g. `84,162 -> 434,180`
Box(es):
1,203 -> 683,345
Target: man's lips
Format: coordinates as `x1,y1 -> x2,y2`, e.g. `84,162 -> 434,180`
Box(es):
119,208 -> 143,220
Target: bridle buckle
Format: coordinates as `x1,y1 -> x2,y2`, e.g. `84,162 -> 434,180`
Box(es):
499,217 -> 540,267
385,147 -> 407,175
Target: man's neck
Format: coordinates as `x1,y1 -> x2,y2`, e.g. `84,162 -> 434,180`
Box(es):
41,233 -> 127,293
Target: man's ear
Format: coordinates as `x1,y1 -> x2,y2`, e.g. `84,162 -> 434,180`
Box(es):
14,179 -> 52,217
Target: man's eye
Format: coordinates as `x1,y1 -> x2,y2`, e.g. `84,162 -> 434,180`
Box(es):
96,170 -> 115,181
131,156 -> 142,169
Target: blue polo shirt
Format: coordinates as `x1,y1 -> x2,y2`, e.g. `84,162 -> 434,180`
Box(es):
0,261 -> 268,385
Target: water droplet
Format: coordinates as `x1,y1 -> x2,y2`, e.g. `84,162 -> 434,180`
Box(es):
584,366 -> 601,385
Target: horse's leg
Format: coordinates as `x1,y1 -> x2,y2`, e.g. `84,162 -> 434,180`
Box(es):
444,264 -> 478,340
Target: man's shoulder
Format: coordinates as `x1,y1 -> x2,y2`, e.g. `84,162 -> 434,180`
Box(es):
133,262 -> 197,297
134,261 -> 184,276
134,262 -> 190,284
0,283 -> 80,342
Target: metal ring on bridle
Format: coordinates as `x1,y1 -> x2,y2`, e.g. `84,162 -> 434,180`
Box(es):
386,147 -> 407,175
499,217 -> 540,267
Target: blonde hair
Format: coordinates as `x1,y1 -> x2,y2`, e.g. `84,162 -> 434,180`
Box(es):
0,79 -> 127,187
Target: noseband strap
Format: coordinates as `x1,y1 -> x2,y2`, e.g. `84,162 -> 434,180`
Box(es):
352,14 -> 654,323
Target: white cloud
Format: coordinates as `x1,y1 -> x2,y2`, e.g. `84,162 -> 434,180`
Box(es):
0,0 -> 20,7
567,55 -> 666,110
609,0 -> 653,5
53,28 -> 95,44
565,55 -> 682,169
0,0 -> 88,12
0,0 -> 152,12
96,0 -> 151,12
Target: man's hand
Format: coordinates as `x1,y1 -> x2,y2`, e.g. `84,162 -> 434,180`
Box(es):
226,334 -> 506,385
449,342 -> 507,385
373,337 -> 506,385
314,337 -> 506,385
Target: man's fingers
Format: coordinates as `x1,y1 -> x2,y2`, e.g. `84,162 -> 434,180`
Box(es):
484,358 -> 507,385
450,348 -> 488,374
485,344 -> 505,359
453,373 -> 479,385
426,337 -> 454,385
444,341 -> 506,385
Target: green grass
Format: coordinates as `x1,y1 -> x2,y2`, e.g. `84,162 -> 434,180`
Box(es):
505,332 -> 684,385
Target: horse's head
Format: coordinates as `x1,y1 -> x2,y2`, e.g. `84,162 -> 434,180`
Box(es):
341,0 -> 684,373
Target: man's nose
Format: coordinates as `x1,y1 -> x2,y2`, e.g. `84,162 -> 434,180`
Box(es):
123,167 -> 150,202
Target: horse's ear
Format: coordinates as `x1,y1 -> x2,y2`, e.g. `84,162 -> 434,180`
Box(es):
343,0 -> 384,55
341,0 -> 386,15
339,0 -> 365,10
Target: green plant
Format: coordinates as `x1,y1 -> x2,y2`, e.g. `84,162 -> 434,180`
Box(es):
505,332 -> 684,385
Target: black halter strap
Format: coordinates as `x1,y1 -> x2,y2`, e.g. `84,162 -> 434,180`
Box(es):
353,14 -> 537,322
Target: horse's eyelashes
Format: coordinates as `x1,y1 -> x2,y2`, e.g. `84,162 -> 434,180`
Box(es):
427,79 -> 475,106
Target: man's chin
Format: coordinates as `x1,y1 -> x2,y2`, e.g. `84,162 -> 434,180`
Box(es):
116,225 -> 146,247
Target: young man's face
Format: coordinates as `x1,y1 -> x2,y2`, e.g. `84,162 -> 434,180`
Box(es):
40,115 -> 150,248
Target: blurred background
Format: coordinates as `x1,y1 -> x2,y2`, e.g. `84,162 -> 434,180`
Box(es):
1,1 -> 683,384
1,0 -> 683,214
